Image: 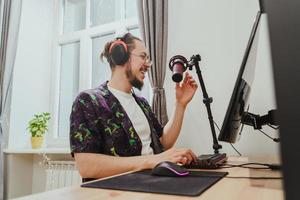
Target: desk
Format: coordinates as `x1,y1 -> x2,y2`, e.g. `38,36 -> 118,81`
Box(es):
15,156 -> 283,200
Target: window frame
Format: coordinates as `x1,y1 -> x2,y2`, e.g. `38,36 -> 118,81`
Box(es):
48,0 -> 141,147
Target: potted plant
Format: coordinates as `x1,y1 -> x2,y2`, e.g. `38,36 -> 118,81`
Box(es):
27,112 -> 51,149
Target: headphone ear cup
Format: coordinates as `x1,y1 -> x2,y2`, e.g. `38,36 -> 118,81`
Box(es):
110,44 -> 130,65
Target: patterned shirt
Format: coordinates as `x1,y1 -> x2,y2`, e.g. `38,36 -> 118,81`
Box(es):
69,81 -> 165,157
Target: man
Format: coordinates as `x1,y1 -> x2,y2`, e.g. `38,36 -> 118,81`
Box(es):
70,33 -> 198,180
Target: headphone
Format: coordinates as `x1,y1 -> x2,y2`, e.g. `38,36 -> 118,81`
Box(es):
109,39 -> 130,65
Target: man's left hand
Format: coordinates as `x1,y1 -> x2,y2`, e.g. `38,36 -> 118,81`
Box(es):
175,72 -> 198,107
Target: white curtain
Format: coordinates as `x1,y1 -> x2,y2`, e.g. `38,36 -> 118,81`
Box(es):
137,0 -> 169,125
0,0 -> 22,199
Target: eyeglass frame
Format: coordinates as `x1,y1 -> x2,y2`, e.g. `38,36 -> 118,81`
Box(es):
131,53 -> 152,65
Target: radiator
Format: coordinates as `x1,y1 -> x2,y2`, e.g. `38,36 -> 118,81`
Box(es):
45,161 -> 82,191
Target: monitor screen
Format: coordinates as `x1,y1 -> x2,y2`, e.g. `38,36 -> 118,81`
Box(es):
218,11 -> 262,143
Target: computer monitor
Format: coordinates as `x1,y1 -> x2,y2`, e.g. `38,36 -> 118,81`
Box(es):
264,0 -> 300,199
218,11 -> 262,143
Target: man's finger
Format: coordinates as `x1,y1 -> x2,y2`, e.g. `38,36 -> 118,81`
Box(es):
190,151 -> 198,161
183,72 -> 189,83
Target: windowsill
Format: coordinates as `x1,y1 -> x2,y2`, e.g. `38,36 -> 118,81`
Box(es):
3,147 -> 70,154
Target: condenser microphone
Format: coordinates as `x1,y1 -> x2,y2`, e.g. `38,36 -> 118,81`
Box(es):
169,55 -> 188,82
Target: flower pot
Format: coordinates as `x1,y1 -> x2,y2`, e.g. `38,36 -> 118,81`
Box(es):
31,136 -> 44,149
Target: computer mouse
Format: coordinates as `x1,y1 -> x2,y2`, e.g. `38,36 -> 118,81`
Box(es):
151,161 -> 190,177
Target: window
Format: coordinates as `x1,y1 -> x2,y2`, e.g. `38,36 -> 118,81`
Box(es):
49,0 -> 150,146
58,42 -> 80,140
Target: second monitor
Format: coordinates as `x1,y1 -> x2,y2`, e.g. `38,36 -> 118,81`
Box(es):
218,11 -> 263,143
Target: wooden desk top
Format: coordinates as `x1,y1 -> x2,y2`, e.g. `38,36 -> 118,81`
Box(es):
15,156 -> 283,200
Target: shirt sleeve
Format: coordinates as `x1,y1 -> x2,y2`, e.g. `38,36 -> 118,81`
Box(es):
69,92 -> 103,156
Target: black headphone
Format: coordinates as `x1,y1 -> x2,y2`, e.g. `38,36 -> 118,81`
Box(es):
109,39 -> 130,65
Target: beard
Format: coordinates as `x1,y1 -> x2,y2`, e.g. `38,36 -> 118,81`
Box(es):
125,65 -> 144,90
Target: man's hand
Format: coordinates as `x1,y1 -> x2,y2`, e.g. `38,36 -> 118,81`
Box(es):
149,148 -> 198,168
175,72 -> 198,107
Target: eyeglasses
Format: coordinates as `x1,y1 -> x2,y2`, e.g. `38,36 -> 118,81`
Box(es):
131,53 -> 152,65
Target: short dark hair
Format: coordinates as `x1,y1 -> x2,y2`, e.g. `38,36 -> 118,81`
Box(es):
100,33 -> 142,69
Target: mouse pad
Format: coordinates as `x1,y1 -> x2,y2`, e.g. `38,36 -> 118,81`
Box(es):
81,170 -> 228,196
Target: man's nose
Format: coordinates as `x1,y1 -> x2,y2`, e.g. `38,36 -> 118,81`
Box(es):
145,61 -> 152,68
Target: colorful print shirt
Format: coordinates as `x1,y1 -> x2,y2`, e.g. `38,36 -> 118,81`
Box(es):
69,81 -> 165,157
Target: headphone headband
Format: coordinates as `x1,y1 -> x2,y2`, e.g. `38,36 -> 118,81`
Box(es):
108,38 -> 130,65
109,39 -> 128,54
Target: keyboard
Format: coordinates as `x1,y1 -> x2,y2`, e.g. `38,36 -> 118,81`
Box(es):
185,153 -> 228,169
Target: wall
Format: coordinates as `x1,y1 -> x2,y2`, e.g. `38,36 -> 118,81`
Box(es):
9,0 -> 279,155
5,0 -> 55,198
4,154 -> 33,199
5,0 -> 280,198
166,0 -> 279,156
4,153 -> 74,199
8,0 -> 54,149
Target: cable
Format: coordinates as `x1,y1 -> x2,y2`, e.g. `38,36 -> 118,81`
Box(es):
229,143 -> 242,156
220,165 -> 271,170
213,120 -> 242,156
226,163 -> 269,169
239,162 -> 269,167
258,129 -> 280,143
220,164 -> 268,170
238,105 -> 249,137
213,121 -> 221,131
238,120 -> 245,137
219,162 -> 281,170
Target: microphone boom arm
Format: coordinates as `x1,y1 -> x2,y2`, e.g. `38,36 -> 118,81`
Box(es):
188,54 -> 222,154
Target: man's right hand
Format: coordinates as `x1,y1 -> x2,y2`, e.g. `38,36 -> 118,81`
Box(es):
149,148 -> 198,168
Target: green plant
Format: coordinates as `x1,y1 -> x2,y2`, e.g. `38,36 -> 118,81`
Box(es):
27,112 -> 51,137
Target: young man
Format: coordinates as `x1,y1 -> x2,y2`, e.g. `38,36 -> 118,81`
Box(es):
70,33 -> 199,181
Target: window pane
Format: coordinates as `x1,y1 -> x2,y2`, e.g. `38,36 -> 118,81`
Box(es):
58,42 -> 80,138
128,28 -> 140,38
125,0 -> 138,19
90,0 -> 117,27
92,34 -> 114,87
63,0 -> 86,33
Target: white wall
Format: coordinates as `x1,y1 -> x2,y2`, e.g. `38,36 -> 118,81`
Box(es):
5,0 -> 279,197
9,0 -> 279,154
8,0 -> 54,149
4,154 -> 33,199
5,1 -> 57,198
167,0 -> 279,156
